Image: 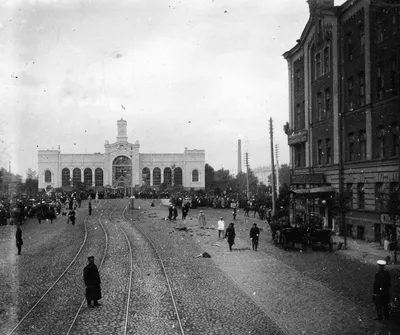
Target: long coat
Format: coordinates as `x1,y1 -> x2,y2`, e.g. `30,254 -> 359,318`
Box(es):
16,227 -> 23,246
225,226 -> 236,245
250,226 -> 260,241
84,263 -> 102,301
373,269 -> 391,303
198,213 -> 206,227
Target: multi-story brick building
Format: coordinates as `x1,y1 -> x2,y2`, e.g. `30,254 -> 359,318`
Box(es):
283,0 -> 400,242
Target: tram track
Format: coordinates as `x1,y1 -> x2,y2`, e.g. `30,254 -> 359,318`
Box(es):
120,202 -> 185,335
5,201 -> 109,335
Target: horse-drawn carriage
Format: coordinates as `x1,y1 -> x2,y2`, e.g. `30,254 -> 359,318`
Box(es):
269,218 -> 334,252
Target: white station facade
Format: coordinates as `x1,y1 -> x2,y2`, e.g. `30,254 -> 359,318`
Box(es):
38,119 -> 205,191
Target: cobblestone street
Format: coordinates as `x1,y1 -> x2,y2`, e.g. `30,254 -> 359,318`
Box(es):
1,199 -> 399,334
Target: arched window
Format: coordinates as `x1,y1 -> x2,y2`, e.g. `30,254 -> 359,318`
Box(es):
153,167 -> 161,186
192,169 -> 199,182
62,168 -> 70,186
142,167 -> 150,186
95,168 -> 103,186
163,167 -> 172,186
73,168 -> 81,185
44,170 -> 52,183
174,167 -> 183,186
112,156 -> 132,186
84,168 -> 93,187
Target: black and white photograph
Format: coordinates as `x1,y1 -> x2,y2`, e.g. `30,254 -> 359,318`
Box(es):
0,0 -> 399,334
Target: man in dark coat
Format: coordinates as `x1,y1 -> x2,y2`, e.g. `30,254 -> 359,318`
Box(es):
373,260 -> 391,320
16,226 -> 23,255
83,256 -> 102,307
88,201 -> 92,216
68,209 -> 76,225
250,223 -> 260,251
225,223 -> 236,252
168,205 -> 173,220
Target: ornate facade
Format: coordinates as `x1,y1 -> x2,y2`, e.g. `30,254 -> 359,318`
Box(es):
38,119 -> 205,191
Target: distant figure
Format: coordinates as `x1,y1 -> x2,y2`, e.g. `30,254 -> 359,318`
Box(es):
198,211 -> 206,228
225,223 -> 236,251
250,223 -> 260,251
95,192 -> 99,205
168,205 -> 173,220
88,201 -> 92,216
373,260 -> 391,321
173,206 -> 178,220
83,256 -> 102,307
16,225 -> 23,255
217,217 -> 225,239
68,209 -> 76,225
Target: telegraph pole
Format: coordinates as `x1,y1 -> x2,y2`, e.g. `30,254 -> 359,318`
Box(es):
245,152 -> 250,199
275,144 -> 280,198
270,118 -> 276,216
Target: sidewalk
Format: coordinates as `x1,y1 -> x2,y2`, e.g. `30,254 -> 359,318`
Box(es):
333,234 -> 400,270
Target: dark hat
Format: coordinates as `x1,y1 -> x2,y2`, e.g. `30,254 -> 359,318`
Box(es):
88,256 -> 94,261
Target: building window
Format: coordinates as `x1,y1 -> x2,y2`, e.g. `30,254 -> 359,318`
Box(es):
323,47 -> 330,74
192,169 -> 199,182
142,167 -> 150,186
296,69 -> 301,91
317,92 -> 323,121
84,168 -> 92,187
347,183 -> 354,208
360,24 -> 365,54
294,143 -> 306,167
95,168 -> 103,186
62,168 -> 70,187
375,182 -> 385,212
153,167 -> 161,186
326,138 -> 332,164
347,132 -> 355,162
73,168 -> 81,186
296,103 -> 301,129
325,88 -> 331,118
174,167 -> 183,186
377,125 -> 386,159
389,182 -> 400,204
377,62 -> 385,100
347,77 -> 354,110
390,55 -> 398,93
359,72 -> 365,106
44,170 -> 52,183
357,183 -> 365,209
347,34 -> 354,61
391,122 -> 400,157
376,17 -> 384,44
317,140 -> 323,165
315,53 -> 321,79
359,130 -> 366,161
163,167 -> 172,186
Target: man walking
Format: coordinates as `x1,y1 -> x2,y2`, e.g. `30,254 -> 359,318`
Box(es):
16,225 -> 23,255
83,256 -> 102,307
68,208 -> 76,225
198,210 -> 206,228
250,223 -> 260,251
373,260 -> 391,320
225,223 -> 236,252
217,217 -> 225,239
88,201 -> 92,216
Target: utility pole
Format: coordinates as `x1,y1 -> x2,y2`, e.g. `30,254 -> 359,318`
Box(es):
269,118 -> 276,216
275,144 -> 280,199
245,152 -> 250,199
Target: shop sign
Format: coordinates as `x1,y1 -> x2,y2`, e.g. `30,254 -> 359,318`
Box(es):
288,130 -> 308,145
380,213 -> 400,225
291,173 -> 325,184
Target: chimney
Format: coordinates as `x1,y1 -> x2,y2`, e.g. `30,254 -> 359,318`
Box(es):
237,139 -> 242,174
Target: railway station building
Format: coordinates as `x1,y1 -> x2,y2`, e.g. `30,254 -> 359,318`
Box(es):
283,0 -> 400,243
38,119 -> 206,192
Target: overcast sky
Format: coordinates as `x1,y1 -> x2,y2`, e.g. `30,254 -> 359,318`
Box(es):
0,0 -> 346,178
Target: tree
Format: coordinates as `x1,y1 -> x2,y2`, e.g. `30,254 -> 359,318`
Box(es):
332,192 -> 352,249
24,168 -> 38,196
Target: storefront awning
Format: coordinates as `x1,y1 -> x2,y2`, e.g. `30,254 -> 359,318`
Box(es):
291,186 -> 335,195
